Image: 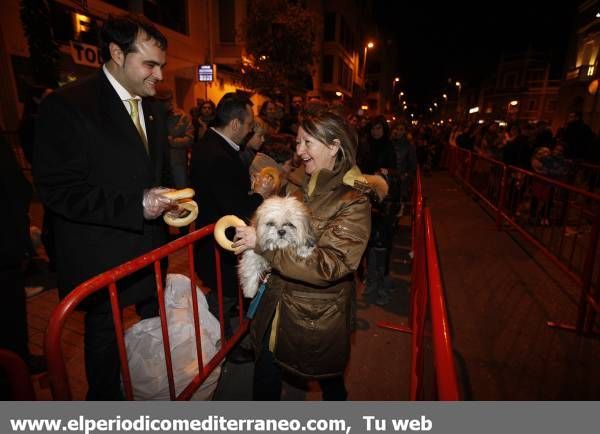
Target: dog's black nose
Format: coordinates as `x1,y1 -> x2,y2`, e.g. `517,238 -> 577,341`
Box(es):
278,229 -> 286,237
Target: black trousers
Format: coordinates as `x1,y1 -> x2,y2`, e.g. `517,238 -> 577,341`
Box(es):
0,268 -> 28,360
253,334 -> 347,401
206,290 -> 238,338
84,297 -> 158,400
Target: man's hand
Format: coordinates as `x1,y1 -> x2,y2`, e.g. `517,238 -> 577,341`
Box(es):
251,173 -> 276,198
142,187 -> 176,220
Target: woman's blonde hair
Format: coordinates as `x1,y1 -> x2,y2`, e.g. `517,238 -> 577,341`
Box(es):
298,107 -> 357,171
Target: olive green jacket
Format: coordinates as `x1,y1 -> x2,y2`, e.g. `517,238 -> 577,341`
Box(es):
251,163 -> 371,378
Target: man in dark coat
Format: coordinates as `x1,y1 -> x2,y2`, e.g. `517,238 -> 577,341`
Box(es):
0,136 -> 33,378
190,92 -> 275,338
33,14 -> 174,400
563,111 -> 593,161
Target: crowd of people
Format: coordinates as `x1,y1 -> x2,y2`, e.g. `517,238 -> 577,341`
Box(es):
449,113 -> 600,174
3,13 -> 421,401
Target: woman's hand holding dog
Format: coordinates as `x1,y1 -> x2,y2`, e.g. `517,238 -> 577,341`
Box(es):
233,226 -> 257,254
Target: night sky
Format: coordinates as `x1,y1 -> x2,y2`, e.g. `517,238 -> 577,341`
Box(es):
374,0 -> 578,108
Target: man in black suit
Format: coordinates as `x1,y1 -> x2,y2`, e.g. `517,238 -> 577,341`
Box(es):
0,136 -> 34,386
34,14 -> 174,400
190,92 -> 275,339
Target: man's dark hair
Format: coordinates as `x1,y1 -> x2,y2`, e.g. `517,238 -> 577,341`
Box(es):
214,92 -> 254,128
99,14 -> 167,63
262,138 -> 294,164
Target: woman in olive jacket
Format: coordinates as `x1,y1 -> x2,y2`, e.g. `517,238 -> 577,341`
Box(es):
234,109 -> 371,400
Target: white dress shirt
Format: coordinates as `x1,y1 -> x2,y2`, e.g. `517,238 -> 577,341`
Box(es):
210,127 -> 240,151
102,64 -> 148,139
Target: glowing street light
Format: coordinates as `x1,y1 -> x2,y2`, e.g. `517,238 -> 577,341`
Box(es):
455,81 -> 462,115
335,91 -> 343,97
362,41 -> 375,78
442,93 -> 447,100
507,100 -> 519,119
391,77 -> 401,109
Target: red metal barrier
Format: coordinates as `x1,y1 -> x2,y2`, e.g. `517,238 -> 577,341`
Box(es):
566,160 -> 600,194
424,209 -> 460,400
0,349 -> 36,400
445,145 -> 600,336
378,169 -> 461,400
45,224 -> 249,400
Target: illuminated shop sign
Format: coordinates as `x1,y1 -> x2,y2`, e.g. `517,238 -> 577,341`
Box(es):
197,64 -> 215,82
69,41 -> 101,68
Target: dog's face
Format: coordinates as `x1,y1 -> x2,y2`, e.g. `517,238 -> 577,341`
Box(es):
254,196 -> 315,253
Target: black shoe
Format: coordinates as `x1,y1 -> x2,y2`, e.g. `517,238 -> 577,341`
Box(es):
227,345 -> 254,364
27,354 -> 47,375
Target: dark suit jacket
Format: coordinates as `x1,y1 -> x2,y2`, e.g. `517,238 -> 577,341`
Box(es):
0,137 -> 32,269
190,128 -> 263,296
33,71 -> 171,310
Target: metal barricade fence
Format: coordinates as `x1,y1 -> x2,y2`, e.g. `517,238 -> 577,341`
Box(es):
45,224 -> 249,400
444,145 -> 600,335
423,208 -> 460,400
379,169 -> 461,400
567,160 -> 600,194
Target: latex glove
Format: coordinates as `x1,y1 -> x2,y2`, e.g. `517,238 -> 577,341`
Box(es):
252,173 -> 276,198
142,187 -> 176,220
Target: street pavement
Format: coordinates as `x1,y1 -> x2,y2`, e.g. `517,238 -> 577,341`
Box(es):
423,171 -> 600,399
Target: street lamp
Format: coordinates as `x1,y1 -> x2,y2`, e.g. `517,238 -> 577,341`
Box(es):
455,81 -> 462,116
507,100 -> 519,119
391,77 -> 400,110
362,41 -> 375,79
392,77 -> 400,93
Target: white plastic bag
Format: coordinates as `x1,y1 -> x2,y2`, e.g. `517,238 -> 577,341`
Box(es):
124,274 -> 222,400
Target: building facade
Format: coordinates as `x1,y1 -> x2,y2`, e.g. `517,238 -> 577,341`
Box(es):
474,51 -> 560,125
555,0 -> 600,131
315,0 -> 376,111
0,0 -> 220,131
0,0 -> 381,133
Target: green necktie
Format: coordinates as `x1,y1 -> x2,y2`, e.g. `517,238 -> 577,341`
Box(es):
127,98 -> 148,154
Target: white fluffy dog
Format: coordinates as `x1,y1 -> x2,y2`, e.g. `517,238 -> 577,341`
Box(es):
238,196 -> 315,298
